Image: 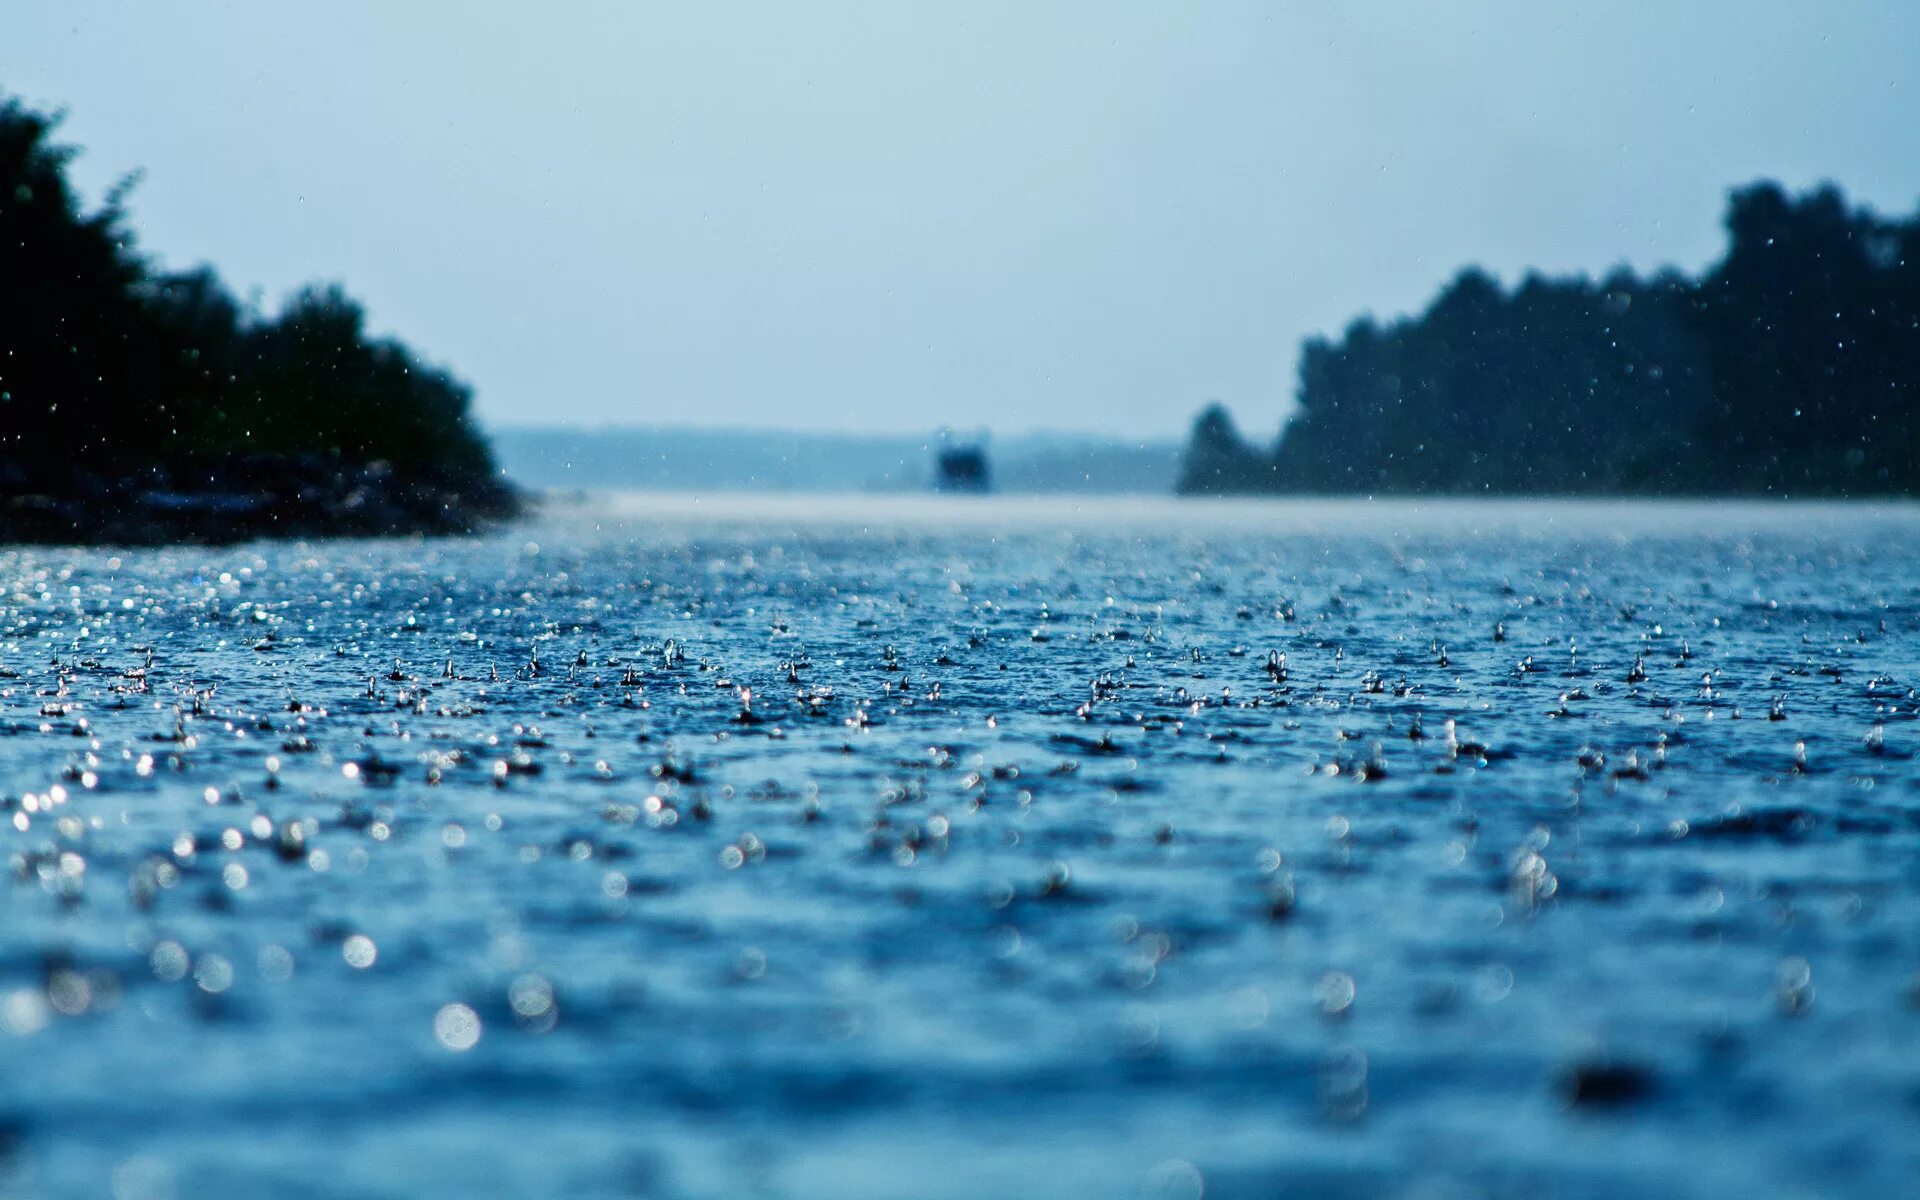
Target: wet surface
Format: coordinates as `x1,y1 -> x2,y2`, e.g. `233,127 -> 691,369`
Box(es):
3,494 -> 1919,1199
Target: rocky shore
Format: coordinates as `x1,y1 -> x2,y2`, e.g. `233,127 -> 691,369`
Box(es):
0,453 -> 521,546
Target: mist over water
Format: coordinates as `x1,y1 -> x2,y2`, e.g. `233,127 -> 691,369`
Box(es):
4,495 -> 1920,1198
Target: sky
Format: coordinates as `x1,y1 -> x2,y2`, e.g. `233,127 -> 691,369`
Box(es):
5,3 -> 1919,440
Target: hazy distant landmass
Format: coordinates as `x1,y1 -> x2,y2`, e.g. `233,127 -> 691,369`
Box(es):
493,426 -> 1182,495
1182,180 -> 1920,498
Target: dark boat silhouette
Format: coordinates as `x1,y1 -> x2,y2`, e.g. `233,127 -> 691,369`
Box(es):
934,435 -> 991,494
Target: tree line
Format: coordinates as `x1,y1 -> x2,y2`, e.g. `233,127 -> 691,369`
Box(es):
1180,181 -> 1920,497
0,93 -> 512,536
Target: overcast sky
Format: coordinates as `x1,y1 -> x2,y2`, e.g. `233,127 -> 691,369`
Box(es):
6,3 -> 1919,439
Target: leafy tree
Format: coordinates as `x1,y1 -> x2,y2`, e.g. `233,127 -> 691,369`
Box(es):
1176,402 -> 1276,494
0,91 -> 509,526
1183,180 -> 1919,498
0,98 -> 159,483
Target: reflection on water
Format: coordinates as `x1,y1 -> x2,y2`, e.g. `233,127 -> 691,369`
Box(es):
2,494 -> 1918,1199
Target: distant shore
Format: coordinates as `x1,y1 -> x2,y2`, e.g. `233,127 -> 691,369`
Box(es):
1180,180 -> 1920,499
489,425 -> 1183,496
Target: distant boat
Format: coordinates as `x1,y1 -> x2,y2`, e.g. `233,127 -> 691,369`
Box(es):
935,441 -> 991,493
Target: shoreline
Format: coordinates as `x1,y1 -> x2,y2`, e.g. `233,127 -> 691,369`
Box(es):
0,454 -> 521,547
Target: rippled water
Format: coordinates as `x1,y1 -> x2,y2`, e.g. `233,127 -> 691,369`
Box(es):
4,494 -> 1919,1199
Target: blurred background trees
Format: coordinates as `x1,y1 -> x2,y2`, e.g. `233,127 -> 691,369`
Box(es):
1184,182 -> 1920,496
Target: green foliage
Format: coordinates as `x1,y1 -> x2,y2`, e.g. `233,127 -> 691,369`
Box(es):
1182,181 -> 1920,497
0,93 -> 503,498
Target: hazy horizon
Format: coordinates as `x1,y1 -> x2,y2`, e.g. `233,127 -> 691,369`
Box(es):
8,3 -> 1919,440
482,418 -> 1182,443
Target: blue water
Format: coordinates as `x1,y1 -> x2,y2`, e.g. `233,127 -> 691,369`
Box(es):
3,494 -> 1918,1199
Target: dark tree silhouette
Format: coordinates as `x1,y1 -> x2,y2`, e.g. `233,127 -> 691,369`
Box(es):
0,93 -> 514,540
1181,181 -> 1920,497
0,97 -> 158,487
1176,403 -> 1277,493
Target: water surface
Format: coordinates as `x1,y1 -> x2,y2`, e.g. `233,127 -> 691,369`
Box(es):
4,494 -> 1918,1199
